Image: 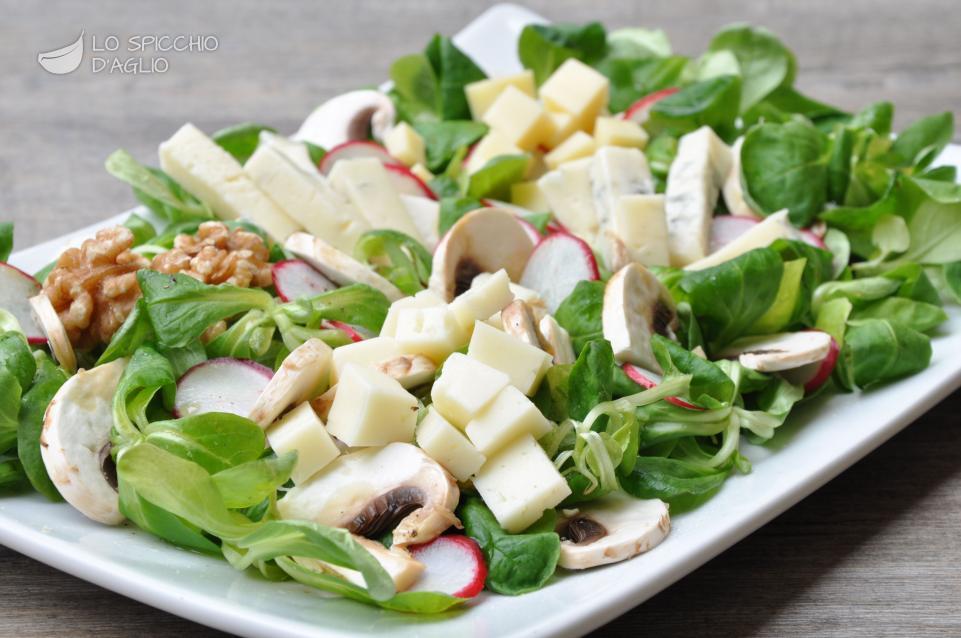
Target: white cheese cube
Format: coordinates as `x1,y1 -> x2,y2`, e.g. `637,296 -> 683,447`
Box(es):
471,273 -> 546,319
539,59 -> 609,132
465,385 -> 551,456
380,289 -> 445,338
544,131 -> 596,170
594,116 -> 649,149
473,434 -> 571,532
399,194 -> 440,250
482,86 -> 555,151
611,194 -> 670,267
449,269 -> 514,332
465,130 -> 529,175
467,321 -> 552,395
465,71 -> 536,119
266,402 -> 340,484
331,336 -> 402,384
158,123 -> 300,242
537,158 -> 598,241
416,407 -> 486,481
325,363 -> 418,446
328,157 -> 424,242
591,146 -> 655,229
383,122 -> 426,167
430,353 -> 508,429
394,306 -> 467,362
510,181 -> 550,212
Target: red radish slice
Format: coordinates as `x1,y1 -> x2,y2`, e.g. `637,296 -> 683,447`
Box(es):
799,229 -> 826,249
516,216 -> 543,245
520,232 -> 600,312
272,259 -> 337,302
781,335 -> 839,393
0,262 -> 45,344
322,319 -> 364,342
545,219 -> 568,235
622,364 -> 703,410
621,87 -> 680,124
709,215 -> 760,254
318,140 -> 395,175
384,163 -> 437,200
408,535 -> 487,598
174,358 -> 273,418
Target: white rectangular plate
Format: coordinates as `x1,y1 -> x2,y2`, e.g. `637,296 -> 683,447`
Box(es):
4,5 -> 961,637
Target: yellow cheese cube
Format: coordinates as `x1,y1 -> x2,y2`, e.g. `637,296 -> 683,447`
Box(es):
525,152 -> 549,180
430,353 -> 509,429
594,116 -> 649,150
449,268 -> 515,332
416,407 -> 486,480
465,385 -> 551,456
381,289 -> 445,338
539,59 -> 610,132
544,131 -> 596,170
325,363 -> 418,446
612,194 -> 670,266
482,86 -> 555,151
410,163 -> 434,184
384,122 -> 426,167
546,110 -> 580,148
394,306 -> 467,362
465,130 -> 529,175
331,336 -> 402,385
467,321 -> 552,395
510,181 -> 550,212
473,434 -> 571,532
465,70 -> 536,119
266,402 -> 340,484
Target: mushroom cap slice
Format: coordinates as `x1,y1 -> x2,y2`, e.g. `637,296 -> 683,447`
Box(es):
428,208 -> 536,301
500,300 -> 541,347
293,90 -> 396,149
602,263 -> 678,372
557,494 -> 671,570
285,232 -> 404,302
249,338 -> 333,428
295,535 -> 425,592
717,330 -> 833,372
29,294 -> 76,373
374,354 -> 436,389
278,442 -> 460,547
537,315 -> 576,365
40,359 -> 127,525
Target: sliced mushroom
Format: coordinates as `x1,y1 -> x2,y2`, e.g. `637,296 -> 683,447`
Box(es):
717,330 -> 833,373
249,338 -> 333,428
500,300 -> 540,347
429,208 -> 536,301
374,354 -> 436,389
295,535 -> 424,592
557,495 -> 670,570
537,315 -> 576,365
285,232 -> 404,302
277,442 -> 460,547
602,263 -> 678,373
29,294 -> 76,373
293,90 -> 396,149
40,359 -> 127,525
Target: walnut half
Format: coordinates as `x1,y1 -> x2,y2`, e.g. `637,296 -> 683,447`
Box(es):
151,221 -> 272,288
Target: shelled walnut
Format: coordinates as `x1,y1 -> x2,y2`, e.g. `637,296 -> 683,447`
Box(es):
151,221 -> 272,288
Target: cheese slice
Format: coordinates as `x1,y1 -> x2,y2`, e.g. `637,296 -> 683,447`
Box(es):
590,146 -> 655,230
328,157 -> 424,242
722,137 -> 756,217
685,210 -> 798,271
158,123 -> 301,242
537,157 -> 599,241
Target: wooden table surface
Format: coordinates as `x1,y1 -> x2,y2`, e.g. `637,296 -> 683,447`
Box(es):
1,1 -> 959,636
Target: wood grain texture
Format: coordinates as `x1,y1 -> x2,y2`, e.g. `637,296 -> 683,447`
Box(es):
0,1 -> 959,636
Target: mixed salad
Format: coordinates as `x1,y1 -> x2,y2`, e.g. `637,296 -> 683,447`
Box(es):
1,20 -> 959,612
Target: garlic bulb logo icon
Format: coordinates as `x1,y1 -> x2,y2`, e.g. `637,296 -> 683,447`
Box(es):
38,30 -> 84,74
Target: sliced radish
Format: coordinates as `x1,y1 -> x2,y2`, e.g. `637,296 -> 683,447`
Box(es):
545,219 -> 568,235
174,358 -> 273,418
621,87 -> 680,124
272,259 -> 337,302
322,319 -> 364,342
622,364 -> 703,410
709,215 -> 760,254
781,335 -> 839,393
519,232 -> 600,313
0,263 -> 45,343
799,228 -> 826,249
408,535 -> 487,598
318,140 -> 395,175
384,163 -> 436,200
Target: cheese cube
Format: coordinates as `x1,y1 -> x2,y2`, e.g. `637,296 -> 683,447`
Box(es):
430,353 -> 508,429
384,123 -> 426,167
539,59 -> 609,133
537,157 -> 599,241
611,194 -> 670,266
331,337 -> 402,384
380,289 -> 445,338
546,110 -> 580,148
449,269 -> 514,332
594,116 -> 649,150
467,321 -> 552,395
473,434 -> 571,532
482,86 -> 555,151
525,152 -> 549,180
325,363 -> 418,446
158,123 -> 301,242
510,181 -> 550,212
328,158 -> 424,242
544,131 -> 596,170
465,70 -> 536,119
416,407 -> 486,480
465,385 -> 551,455
465,130 -> 528,175
471,273 -> 546,317
394,306 -> 467,362
266,402 -> 340,484
410,163 -> 434,184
